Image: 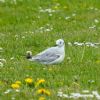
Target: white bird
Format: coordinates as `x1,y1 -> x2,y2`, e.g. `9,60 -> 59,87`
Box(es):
26,39 -> 65,65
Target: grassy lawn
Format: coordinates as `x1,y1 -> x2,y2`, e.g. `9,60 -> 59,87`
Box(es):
0,0 -> 100,99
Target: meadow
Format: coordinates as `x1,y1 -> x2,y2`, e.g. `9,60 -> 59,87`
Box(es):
0,0 -> 100,99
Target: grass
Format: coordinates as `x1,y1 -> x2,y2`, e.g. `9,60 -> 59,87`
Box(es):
0,0 -> 100,99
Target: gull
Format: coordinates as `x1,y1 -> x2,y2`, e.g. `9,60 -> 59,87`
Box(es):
26,39 -> 65,64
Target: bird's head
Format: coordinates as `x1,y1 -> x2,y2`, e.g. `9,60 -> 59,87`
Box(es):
56,39 -> 65,47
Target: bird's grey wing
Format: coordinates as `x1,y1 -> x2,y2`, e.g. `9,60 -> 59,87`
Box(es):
32,51 -> 60,63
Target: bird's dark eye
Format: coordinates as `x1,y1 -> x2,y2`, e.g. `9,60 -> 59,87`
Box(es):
60,41 -> 62,44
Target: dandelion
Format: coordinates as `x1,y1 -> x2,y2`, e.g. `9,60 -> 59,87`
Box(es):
37,88 -> 46,94
45,90 -> 51,96
39,96 -> 45,100
36,79 -> 45,86
37,88 -> 50,96
15,81 -> 21,85
25,78 -> 33,84
11,83 -> 20,89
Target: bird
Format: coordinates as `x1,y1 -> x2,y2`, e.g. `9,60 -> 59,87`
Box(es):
26,39 -> 65,65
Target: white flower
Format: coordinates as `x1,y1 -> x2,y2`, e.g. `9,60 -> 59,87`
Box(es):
11,97 -> 15,100
49,13 -> 52,16
40,8 -> 56,13
15,35 -> 18,38
89,25 -> 96,29
90,7 -> 94,10
65,16 -> 70,20
94,8 -> 98,11
92,91 -> 100,99
15,89 -> 20,92
94,19 -> 99,23
74,42 -> 84,46
0,62 -> 3,67
0,47 -> 3,51
88,80 -> 95,83
0,0 -> 5,3
4,89 -> 12,94
70,93 -> 81,98
72,13 -> 76,16
37,16 -> 40,19
22,36 -> 25,39
10,57 -> 14,60
0,59 -> 6,63
82,90 -> 90,93
62,94 -> 69,98
44,28 -> 53,32
85,42 -> 97,47
81,94 -> 94,98
13,0 -> 17,4
68,42 -> 72,46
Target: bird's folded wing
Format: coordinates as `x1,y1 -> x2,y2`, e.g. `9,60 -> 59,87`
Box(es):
32,52 -> 60,63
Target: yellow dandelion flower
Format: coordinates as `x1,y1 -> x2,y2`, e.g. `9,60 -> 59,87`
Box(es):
45,90 -> 51,96
25,78 -> 33,84
37,88 -> 46,94
36,79 -> 45,87
39,96 -> 45,100
37,79 -> 45,84
11,83 -> 20,89
15,81 -> 21,85
37,88 -> 51,96
38,79 -> 45,84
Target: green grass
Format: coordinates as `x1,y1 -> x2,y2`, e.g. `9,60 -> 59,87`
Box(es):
0,0 -> 100,99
